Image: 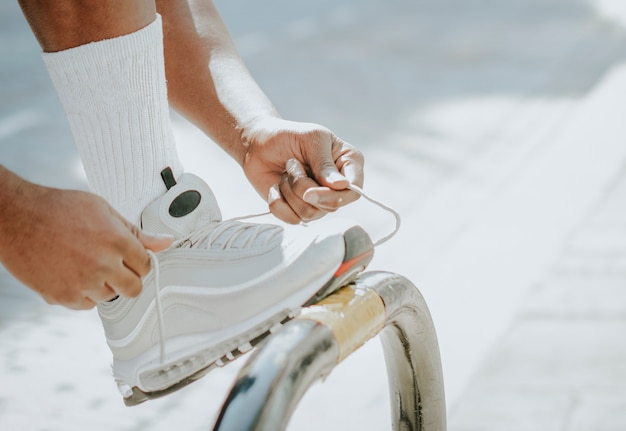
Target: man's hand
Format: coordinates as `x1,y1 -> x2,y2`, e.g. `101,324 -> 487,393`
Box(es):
241,117 -> 365,224
153,2 -> 364,223
0,169 -> 172,310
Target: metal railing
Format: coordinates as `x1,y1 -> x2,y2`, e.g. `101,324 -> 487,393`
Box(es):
212,271 -> 446,431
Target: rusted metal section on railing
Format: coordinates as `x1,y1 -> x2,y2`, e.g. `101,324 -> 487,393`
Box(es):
212,271 -> 446,431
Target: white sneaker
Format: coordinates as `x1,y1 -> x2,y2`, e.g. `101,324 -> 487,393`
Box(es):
97,169 -> 373,405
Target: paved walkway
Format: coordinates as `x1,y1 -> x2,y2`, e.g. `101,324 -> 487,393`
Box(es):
449,163 -> 626,430
2,0 -> 626,430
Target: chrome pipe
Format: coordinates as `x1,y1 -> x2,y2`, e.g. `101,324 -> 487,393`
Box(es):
213,271 -> 446,431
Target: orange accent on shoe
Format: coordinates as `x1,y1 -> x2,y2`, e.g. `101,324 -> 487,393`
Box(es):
334,249 -> 374,277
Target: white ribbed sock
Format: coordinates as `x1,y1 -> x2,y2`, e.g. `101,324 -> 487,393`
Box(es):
42,15 -> 183,224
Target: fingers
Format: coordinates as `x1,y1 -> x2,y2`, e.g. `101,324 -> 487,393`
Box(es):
86,282 -> 119,304
103,210 -> 173,300
268,179 -> 329,225
65,283 -> 119,310
279,159 -> 328,221
105,261 -> 144,298
303,186 -> 360,210
43,292 -> 97,310
268,158 -> 329,223
242,119 -> 366,224
329,136 -> 364,192
116,223 -> 152,278
267,184 -> 300,224
65,297 -> 97,311
334,138 -> 365,188
304,133 -> 365,190
302,134 -> 363,205
305,133 -> 350,190
138,230 -> 175,253
268,152 -> 365,223
76,265 -> 140,308
114,214 -> 169,278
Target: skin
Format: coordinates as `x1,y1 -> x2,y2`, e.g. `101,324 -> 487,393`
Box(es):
0,166 -> 172,309
19,0 -> 365,223
5,0 -> 170,310
9,0 -> 365,308
18,0 -> 156,52
155,0 -> 365,223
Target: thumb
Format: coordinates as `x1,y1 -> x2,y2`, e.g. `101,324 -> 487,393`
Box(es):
308,143 -> 349,191
112,206 -> 175,252
138,230 -> 175,252
318,163 -> 349,190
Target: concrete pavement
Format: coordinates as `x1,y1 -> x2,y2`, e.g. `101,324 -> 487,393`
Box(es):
450,157 -> 626,431
2,0 -> 626,429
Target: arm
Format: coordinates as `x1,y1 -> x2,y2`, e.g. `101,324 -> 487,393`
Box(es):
157,0 -> 275,164
0,166 -> 171,309
157,0 -> 364,223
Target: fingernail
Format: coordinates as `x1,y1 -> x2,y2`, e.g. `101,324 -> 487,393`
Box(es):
325,170 -> 347,184
144,231 -> 175,240
303,190 -> 319,205
267,184 -> 281,204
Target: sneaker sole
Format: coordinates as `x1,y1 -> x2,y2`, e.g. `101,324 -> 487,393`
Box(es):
120,225 -> 374,406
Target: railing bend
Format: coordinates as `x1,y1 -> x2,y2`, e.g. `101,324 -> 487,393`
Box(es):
213,271 -> 446,431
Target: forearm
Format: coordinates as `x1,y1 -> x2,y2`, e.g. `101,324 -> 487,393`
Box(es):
157,0 -> 279,166
0,166 -> 35,261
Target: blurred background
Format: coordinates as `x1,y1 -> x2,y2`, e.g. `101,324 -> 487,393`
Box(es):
1,0 -> 626,429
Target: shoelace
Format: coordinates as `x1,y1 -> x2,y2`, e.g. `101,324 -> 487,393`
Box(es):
229,184 -> 401,247
146,249 -> 166,363
148,184 -> 401,364
346,183 -> 401,247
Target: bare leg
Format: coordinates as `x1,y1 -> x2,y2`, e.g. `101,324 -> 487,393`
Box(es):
18,0 -> 156,52
18,0 -> 183,224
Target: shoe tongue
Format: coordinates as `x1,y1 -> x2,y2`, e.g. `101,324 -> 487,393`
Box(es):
141,173 -> 222,239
